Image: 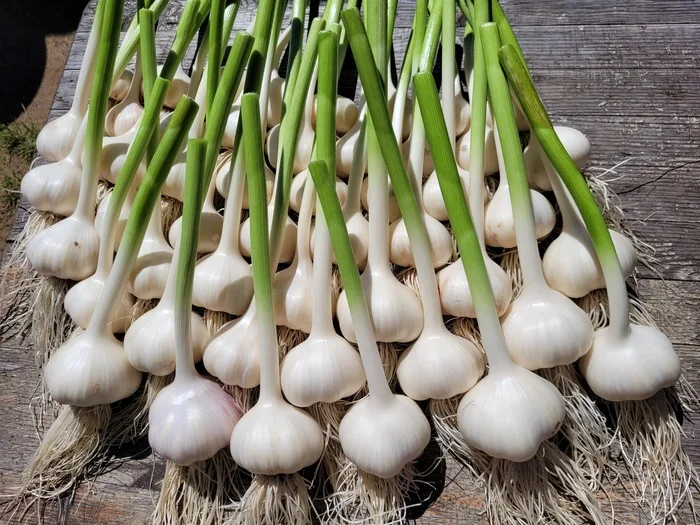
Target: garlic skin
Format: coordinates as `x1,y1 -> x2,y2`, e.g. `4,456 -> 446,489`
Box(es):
109,69 -> 133,101
422,166 -> 479,222
44,329 -> 142,406
312,95 -> 360,135
107,102 -> 143,137
484,184 -> 555,248
64,275 -> 135,333
124,303 -> 208,376
21,158 -> 81,216
158,64 -> 191,109
336,120 -> 362,177
95,189 -> 134,249
266,71 -> 285,127
543,229 -> 637,298
230,399 -> 324,475
336,269 -> 423,343
397,327 -> 484,400
281,330 -> 365,407
149,375 -> 241,465
501,284 -> 594,370
580,324 -> 681,402
454,74 -> 471,138
36,112 -> 82,162
203,311 -> 260,387
290,169 -> 348,214
168,210 -> 223,254
221,103 -> 240,149
311,210 -> 369,268
191,251 -> 253,315
525,126 -> 591,192
457,366 -> 565,462
215,153 -> 275,208
456,128 -> 499,176
266,123 -> 314,174
361,177 -> 401,222
438,256 -> 512,318
27,215 -> 99,281
128,219 -> 173,300
273,261 -> 314,333
98,127 -> 145,185
239,214 -> 297,264
388,215 -> 453,268
339,395 -> 430,478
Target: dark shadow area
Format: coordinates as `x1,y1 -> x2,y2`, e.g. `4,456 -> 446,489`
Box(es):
0,0 -> 89,124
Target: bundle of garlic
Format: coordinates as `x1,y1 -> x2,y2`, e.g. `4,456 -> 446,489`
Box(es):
5,0 -> 698,523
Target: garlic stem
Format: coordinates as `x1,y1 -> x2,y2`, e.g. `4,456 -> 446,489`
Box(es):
468,0 -> 488,247
139,8 -> 157,103
159,0 -> 203,82
72,0 -> 104,118
499,46 -> 632,341
88,97 -> 198,336
441,0 -> 456,147
241,93 -> 283,404
74,0 -> 125,222
483,24 -> 545,287
418,0 -> 442,72
414,71 -> 513,371
342,111 -> 367,217
207,0 -> 226,117
174,140 -> 208,382
310,160 -> 393,403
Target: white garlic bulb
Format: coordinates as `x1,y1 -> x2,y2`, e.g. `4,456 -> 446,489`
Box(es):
336,114 -> 363,177
64,272 -> 134,334
457,366 -> 564,462
501,284 -> 594,370
456,128 -> 499,176
27,215 -> 99,281
484,183 -> 555,248
388,214 -> 453,268
44,328 -> 142,406
215,152 -> 275,208
266,71 -> 285,127
336,267 -> 423,343
311,209 -> 370,269
192,250 -> 253,315
203,308 -> 260,387
36,112 -> 83,162
106,102 -> 143,137
454,74 -> 471,138
109,69 -> 133,101
239,212 -> 297,264
21,153 -> 82,216
265,122 -> 314,174
524,126 -> 591,192
397,326 -> 484,400
230,399 -> 324,475
290,169 -> 348,214
339,395 -> 430,478
360,177 -> 401,222
158,64 -> 191,109
273,259 -> 315,333
422,165 -> 478,222
168,181 -> 223,254
221,103 -> 240,149
95,187 -> 135,249
281,329 -> 365,407
438,255 -> 512,318
312,94 -> 360,135
128,210 -> 173,300
148,374 -> 241,465
98,127 -> 144,185
579,324 -> 681,402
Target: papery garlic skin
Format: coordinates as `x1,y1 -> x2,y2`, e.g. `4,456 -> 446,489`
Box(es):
21,162 -> 81,217
44,330 -> 142,406
543,229 -> 636,299
64,276 -> 134,333
336,270 -> 423,344
484,186 -> 555,248
501,285 -> 593,370
339,395 -> 430,478
389,215 -> 453,268
27,216 -> 99,281
579,324 -> 681,402
192,252 -> 253,315
36,113 -> 82,162
397,328 -> 484,400
169,212 -> 223,254
124,305 -> 208,376
456,128 -> 498,176
240,214 -> 297,264
438,256 -> 512,318
281,332 -> 365,407
149,375 -> 241,465
203,313 -> 260,387
230,399 -> 324,475
457,366 -> 564,462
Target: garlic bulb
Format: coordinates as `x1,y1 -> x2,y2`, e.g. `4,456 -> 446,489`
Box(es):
158,64 -> 191,109
388,213 -> 453,268
109,69 -> 133,101
501,283 -> 594,369
64,273 -> 134,334
397,325 -> 484,400
221,102 -> 241,149
453,73 -> 470,138
360,177 -> 400,222
105,57 -> 143,137
335,95 -> 366,177
27,213 -> 99,281
266,71 -> 285,128
21,117 -> 86,216
124,252 -> 209,375
580,324 -> 681,402
484,179 -> 555,248
290,168 -> 347,214
312,94 -> 360,135
98,126 -> 144,184
149,374 -> 241,465
95,186 -> 135,248
168,178 -> 223,253
128,207 -> 173,300
524,126 -> 591,192
203,305 -> 260,387
456,128 -> 498,175
457,365 -> 564,461
263,27 -> 292,128
44,327 -> 142,406
422,166 -> 476,222
215,151 -> 275,208
239,210 -> 297,264
438,254 -> 512,317
340,394 -> 430,478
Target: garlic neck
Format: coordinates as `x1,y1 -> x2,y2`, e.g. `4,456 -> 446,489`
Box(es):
310,204 -> 335,333
296,173 -> 314,270
172,239 -> 198,381
257,304 -> 283,404
72,7 -> 101,116
145,204 -> 165,240
160,243 -> 180,305
219,150 -> 246,256
343,98 -> 367,218
67,115 -> 89,164
366,142 -> 391,272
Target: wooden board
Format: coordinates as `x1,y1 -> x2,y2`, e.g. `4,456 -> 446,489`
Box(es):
2,1 -> 699,523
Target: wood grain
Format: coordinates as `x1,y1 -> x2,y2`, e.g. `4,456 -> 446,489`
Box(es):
2,1 -> 699,524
